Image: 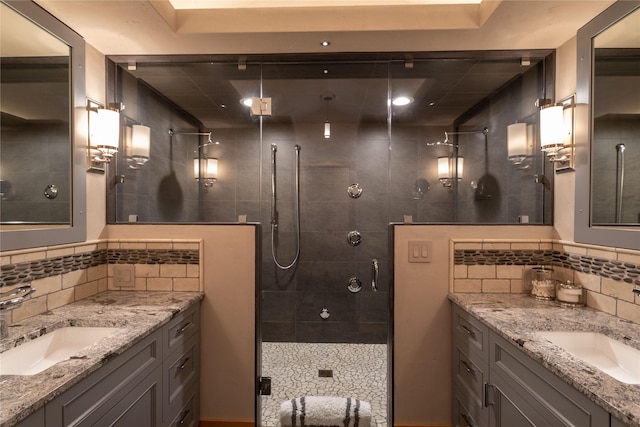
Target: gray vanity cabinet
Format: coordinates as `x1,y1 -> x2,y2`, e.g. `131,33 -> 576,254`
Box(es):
46,329 -> 163,427
162,304 -> 201,427
452,303 -> 613,427
489,332 -> 609,427
16,303 -> 201,427
452,303 -> 490,427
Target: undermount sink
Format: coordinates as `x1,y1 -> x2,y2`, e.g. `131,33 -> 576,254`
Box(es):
0,327 -> 120,376
537,331 -> 640,385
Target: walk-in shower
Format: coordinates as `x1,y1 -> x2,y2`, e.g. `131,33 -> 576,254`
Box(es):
270,143 -> 301,270
107,51 -> 554,427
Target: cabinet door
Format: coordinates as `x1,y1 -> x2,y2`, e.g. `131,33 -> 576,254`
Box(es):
46,330 -> 161,427
489,332 -> 609,427
95,366 -> 162,426
489,383 -> 536,427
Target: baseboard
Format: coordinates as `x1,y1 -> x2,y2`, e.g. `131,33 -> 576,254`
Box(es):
199,419 -> 254,427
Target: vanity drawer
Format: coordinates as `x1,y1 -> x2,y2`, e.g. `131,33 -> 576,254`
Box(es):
453,345 -> 487,408
164,304 -> 200,353
453,386 -> 487,427
452,303 -> 489,362
163,333 -> 199,422
165,391 -> 199,427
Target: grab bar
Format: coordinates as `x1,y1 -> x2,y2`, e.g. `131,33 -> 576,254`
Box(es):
371,258 -> 379,292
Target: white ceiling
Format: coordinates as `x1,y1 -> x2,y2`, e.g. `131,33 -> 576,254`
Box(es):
34,1 -> 615,57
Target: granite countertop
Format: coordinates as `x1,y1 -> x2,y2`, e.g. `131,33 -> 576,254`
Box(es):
449,293 -> 640,427
0,291 -> 204,427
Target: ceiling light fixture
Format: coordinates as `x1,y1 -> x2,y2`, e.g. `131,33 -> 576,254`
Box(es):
320,40 -> 331,47
392,96 -> 414,106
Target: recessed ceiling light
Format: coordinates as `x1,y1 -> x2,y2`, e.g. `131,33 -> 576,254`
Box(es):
321,40 -> 331,47
240,98 -> 253,107
392,96 -> 414,106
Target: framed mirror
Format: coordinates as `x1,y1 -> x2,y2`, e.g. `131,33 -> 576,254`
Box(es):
0,0 -> 86,251
575,1 -> 640,251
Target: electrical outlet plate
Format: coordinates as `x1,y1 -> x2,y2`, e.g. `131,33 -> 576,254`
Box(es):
113,264 -> 135,287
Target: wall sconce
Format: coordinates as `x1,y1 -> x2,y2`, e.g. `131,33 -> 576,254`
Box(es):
194,157 -> 218,187
507,122 -> 528,166
538,94 -> 575,171
125,124 -> 150,169
437,155 -> 464,187
87,100 -> 122,173
324,121 -> 331,139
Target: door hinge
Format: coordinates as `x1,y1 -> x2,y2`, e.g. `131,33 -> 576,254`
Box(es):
484,383 -> 495,407
258,376 -> 272,395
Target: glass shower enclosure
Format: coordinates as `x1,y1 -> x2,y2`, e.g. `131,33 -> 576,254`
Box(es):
107,51 -> 554,427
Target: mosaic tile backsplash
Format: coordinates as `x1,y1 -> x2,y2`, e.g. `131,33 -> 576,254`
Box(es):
454,249 -> 640,285
0,240 -> 201,323
0,249 -> 199,289
452,240 -> 640,325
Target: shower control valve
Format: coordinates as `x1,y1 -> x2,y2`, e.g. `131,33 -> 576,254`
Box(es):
347,230 -> 362,246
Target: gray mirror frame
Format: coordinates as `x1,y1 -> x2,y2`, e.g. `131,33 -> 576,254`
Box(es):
0,0 -> 86,251
574,0 -> 640,251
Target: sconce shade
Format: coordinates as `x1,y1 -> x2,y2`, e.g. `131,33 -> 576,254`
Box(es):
131,125 -> 150,160
540,105 -> 564,151
194,157 -> 218,186
324,121 -> 331,139
437,156 -> 451,180
507,123 -> 528,161
437,155 -> 463,186
90,108 -> 120,157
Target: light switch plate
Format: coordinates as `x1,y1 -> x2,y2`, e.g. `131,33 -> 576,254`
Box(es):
408,240 -> 432,263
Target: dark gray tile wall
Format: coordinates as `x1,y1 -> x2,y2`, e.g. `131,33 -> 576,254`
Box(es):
109,59 -> 551,344
0,124 -> 70,223
592,116 -> 640,224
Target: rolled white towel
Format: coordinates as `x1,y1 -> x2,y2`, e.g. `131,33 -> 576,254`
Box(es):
280,396 -> 371,427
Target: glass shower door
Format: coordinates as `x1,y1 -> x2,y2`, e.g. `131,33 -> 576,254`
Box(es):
258,61 -> 392,427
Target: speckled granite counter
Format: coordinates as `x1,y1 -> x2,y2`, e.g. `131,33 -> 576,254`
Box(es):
0,291 -> 204,427
449,293 -> 640,427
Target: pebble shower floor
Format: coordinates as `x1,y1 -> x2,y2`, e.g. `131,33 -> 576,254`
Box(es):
261,342 -> 387,427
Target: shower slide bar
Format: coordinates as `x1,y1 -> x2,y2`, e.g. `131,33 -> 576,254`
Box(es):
615,143 -> 625,223
270,143 -> 301,270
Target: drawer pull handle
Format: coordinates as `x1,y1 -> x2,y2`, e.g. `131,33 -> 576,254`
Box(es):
176,408 -> 191,425
460,325 -> 475,337
178,357 -> 192,370
461,360 -> 474,374
460,413 -> 476,427
178,321 -> 193,334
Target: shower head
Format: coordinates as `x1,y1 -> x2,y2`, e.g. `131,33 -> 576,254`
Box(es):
426,132 -> 454,147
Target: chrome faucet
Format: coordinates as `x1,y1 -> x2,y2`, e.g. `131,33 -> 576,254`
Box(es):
0,284 -> 36,339
0,284 -> 36,311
